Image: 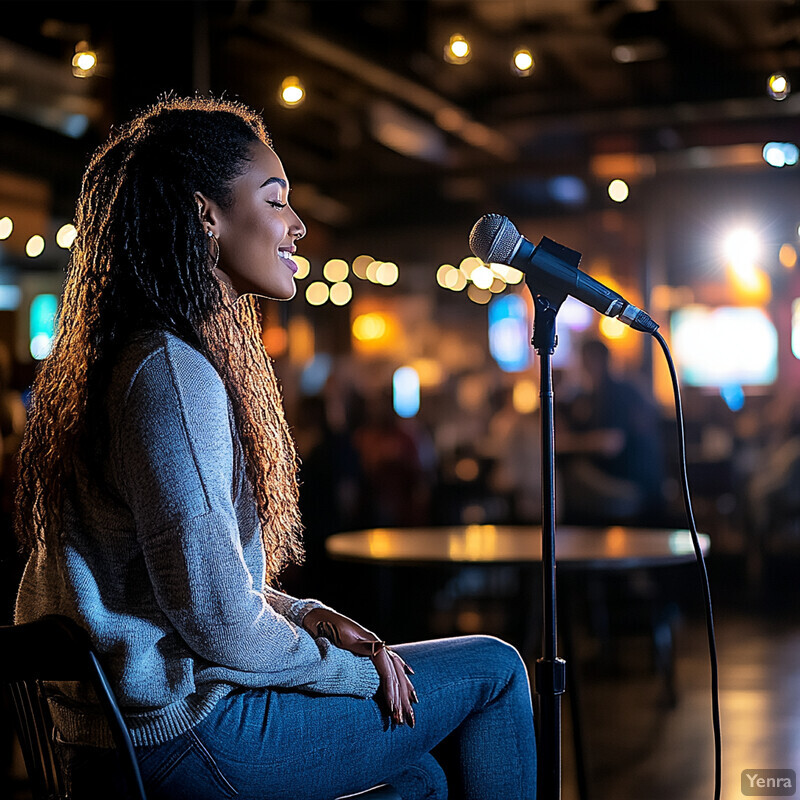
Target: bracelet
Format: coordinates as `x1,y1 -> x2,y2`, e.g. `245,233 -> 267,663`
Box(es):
369,640 -> 387,657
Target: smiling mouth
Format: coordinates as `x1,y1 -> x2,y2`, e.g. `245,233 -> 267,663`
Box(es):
279,251 -> 298,273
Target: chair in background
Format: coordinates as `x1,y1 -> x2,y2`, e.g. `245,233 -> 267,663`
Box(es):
0,614 -> 401,800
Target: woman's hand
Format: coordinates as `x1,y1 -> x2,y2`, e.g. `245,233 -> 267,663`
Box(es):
302,608 -> 418,727
302,608 -> 385,656
371,646 -> 418,728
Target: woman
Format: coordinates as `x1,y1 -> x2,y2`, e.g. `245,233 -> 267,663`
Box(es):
14,95 -> 536,800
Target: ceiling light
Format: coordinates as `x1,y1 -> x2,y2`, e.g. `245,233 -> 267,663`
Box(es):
512,48 -> 534,76
279,76 -> 305,107
444,34 -> 471,64
72,42 -> 97,78
768,72 -> 790,101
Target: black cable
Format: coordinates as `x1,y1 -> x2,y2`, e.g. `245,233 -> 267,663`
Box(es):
651,329 -> 722,800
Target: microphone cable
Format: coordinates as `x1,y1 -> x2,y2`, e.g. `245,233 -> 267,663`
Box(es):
651,328 -> 721,800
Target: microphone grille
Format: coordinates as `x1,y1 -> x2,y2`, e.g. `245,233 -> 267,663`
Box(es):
469,214 -> 520,265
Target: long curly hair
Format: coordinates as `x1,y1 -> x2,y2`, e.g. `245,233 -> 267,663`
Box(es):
15,95 -> 304,583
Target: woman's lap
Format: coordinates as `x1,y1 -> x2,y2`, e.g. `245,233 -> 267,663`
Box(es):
129,635 -> 535,800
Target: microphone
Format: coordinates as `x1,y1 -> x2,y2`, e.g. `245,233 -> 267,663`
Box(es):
469,213 -> 658,333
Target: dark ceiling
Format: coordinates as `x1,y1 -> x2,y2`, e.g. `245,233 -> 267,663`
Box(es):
2,0 -> 800,259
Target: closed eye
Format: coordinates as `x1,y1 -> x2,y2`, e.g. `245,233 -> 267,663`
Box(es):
268,201 -> 288,210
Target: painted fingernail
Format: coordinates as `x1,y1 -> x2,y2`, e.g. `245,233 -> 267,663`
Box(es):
411,690 -> 419,703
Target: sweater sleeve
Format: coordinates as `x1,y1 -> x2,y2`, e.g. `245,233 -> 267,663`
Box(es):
112,339 -> 379,696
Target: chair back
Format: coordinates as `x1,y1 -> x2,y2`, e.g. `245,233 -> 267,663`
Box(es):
0,614 -> 146,800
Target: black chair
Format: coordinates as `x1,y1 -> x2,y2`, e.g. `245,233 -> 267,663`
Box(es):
0,614 -> 147,799
0,614 -> 401,800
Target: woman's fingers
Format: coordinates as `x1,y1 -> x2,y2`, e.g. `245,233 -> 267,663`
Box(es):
372,649 -> 406,726
387,650 -> 416,728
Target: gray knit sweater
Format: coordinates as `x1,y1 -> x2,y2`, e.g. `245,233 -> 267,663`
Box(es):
15,331 -> 380,747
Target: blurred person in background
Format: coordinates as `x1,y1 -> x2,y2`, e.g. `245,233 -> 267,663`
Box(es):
352,389 -> 433,527
558,338 -> 664,525
12,95 -> 536,800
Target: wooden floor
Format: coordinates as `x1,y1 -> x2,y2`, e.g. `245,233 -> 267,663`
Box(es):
555,559 -> 800,800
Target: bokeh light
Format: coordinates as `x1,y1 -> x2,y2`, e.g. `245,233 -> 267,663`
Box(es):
329,281 -> 353,306
26,235 -> 45,257
0,216 -> 12,240
352,312 -> 387,341
375,261 -> 399,286
305,281 -> 329,305
56,223 -> 77,249
323,258 -> 349,282
607,179 -> 629,202
352,254 -> 373,280
293,255 -> 311,279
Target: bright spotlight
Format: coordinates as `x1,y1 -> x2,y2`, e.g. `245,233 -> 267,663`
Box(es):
723,228 -> 760,267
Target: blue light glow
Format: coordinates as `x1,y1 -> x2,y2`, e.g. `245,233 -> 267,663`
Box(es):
393,367 -> 420,418
30,294 -> 57,360
488,294 -> 531,372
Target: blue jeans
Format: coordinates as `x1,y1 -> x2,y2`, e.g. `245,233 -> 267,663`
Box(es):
63,636 -> 536,799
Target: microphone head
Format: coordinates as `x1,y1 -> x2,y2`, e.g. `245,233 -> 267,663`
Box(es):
469,214 -> 521,265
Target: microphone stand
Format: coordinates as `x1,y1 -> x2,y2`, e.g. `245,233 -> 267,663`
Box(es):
527,237 -> 582,800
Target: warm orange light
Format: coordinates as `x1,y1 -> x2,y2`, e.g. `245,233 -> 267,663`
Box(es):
288,316 -> 314,364
512,379 -> 538,414
780,243 -> 797,269
263,325 -> 288,356
599,315 -> 628,340
352,312 -> 387,341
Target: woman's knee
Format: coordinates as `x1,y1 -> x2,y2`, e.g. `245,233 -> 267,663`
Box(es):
458,635 -> 530,689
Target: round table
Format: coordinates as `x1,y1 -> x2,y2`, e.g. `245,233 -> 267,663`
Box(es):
326,524 -> 710,569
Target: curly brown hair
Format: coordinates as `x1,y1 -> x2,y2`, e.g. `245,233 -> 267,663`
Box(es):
15,95 -> 304,583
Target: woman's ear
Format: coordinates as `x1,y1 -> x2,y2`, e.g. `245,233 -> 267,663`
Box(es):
194,191 -> 220,236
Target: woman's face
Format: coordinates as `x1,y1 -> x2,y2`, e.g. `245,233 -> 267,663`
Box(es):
200,142 -> 306,300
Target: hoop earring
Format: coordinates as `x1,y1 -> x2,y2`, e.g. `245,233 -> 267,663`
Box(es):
206,229 -> 220,270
